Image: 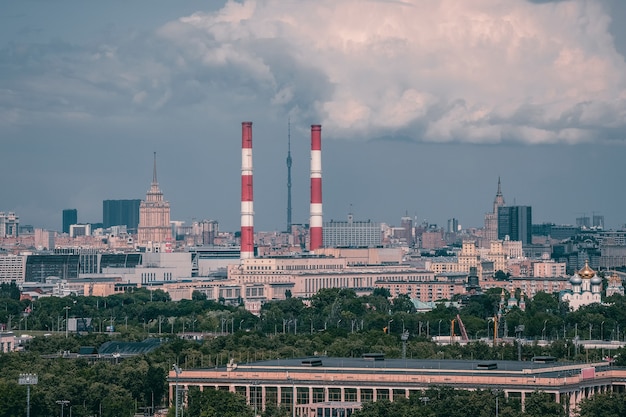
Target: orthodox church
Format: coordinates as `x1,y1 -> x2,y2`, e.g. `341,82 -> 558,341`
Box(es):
560,261 -> 602,310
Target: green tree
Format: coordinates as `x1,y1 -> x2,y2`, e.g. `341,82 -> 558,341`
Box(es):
523,391 -> 565,417
577,392 -> 626,417
183,386 -> 254,417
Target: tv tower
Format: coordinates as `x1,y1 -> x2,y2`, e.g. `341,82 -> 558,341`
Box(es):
286,119 -> 292,233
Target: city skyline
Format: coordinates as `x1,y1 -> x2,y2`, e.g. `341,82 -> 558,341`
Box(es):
2,0 -> 626,232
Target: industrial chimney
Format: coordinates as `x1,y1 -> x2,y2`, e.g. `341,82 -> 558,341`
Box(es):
309,124 -> 323,251
241,122 -> 254,259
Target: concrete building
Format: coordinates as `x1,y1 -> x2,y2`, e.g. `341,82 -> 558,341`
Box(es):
137,153 -> 172,245
168,356 -> 622,417
482,276 -> 571,298
69,224 -> 91,238
0,254 -> 26,284
0,212 -> 19,238
323,215 -> 382,248
533,259 -> 567,278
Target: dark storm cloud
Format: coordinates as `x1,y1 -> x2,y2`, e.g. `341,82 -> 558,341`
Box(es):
2,0 -> 626,232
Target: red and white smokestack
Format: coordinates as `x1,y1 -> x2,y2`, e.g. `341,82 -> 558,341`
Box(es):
309,124 -> 323,251
241,121 -> 254,259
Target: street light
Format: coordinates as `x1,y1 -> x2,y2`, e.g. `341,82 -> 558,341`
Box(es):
56,400 -> 70,417
173,364 -> 181,417
63,306 -> 71,338
601,321 -> 605,341
388,319 -> 393,334
542,320 -> 547,341
287,377 -> 296,417
18,373 -> 37,417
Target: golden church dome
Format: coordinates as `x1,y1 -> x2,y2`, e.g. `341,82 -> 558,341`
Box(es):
578,261 -> 595,279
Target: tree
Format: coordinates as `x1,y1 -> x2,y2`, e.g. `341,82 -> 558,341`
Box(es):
523,391 -> 565,417
577,392 -> 626,417
183,386 -> 254,417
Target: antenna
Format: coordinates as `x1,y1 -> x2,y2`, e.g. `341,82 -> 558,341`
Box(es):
286,118 -> 292,233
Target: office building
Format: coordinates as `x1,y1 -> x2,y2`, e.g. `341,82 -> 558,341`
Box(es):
0,212 -> 19,238
168,356 -> 621,417
137,153 -> 172,244
103,200 -> 141,232
323,214 -> 382,248
498,206 -> 532,245
62,209 -> 77,234
0,255 -> 26,284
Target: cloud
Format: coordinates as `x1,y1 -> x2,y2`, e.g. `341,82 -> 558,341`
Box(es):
154,0 -> 626,144
2,0 -> 626,145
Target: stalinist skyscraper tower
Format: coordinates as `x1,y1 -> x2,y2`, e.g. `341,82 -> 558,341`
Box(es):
137,152 -> 171,244
483,177 -> 505,246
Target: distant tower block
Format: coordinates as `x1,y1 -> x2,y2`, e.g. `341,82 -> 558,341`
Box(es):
309,124 -> 323,251
241,122 -> 255,259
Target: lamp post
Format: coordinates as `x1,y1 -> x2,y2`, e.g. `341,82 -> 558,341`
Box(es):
438,319 -> 442,337
63,306 -> 71,338
56,400 -> 70,417
18,373 -> 37,417
542,320 -> 547,341
601,321 -> 605,341
173,364 -> 181,417
287,377 -> 296,417
388,319 -> 393,334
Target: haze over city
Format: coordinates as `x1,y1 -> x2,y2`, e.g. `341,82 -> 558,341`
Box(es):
2,0 -> 626,232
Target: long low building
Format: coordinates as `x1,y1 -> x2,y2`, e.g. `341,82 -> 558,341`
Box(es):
168,356 -> 625,417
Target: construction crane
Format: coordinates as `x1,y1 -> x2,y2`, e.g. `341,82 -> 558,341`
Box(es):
450,315 -> 469,343
456,315 -> 469,342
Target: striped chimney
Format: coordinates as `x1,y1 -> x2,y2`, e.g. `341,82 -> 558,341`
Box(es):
309,124 -> 323,251
241,121 -> 254,259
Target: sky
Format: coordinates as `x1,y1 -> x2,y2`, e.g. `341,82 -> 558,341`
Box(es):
1,0 -> 626,233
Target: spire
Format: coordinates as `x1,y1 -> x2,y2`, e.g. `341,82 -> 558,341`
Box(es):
493,176 -> 505,212
152,151 -> 158,185
146,152 -> 163,201
286,118 -> 292,232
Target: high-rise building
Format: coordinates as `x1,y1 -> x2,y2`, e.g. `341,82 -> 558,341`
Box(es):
137,153 -> 172,244
0,212 -> 19,238
447,218 -> 459,234
400,216 -> 414,246
62,209 -> 77,234
483,178 -> 505,246
498,205 -> 532,245
592,214 -> 604,229
103,199 -> 141,232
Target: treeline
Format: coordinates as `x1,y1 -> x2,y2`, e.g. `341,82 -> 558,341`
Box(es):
2,284 -> 626,416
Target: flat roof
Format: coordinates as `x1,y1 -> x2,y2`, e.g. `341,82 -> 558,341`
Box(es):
203,357 -> 610,378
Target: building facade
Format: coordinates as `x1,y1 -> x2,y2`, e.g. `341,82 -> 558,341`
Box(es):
483,178 -> 506,247
103,199 -> 141,232
0,212 -> 19,238
323,215 -> 382,248
62,209 -> 77,234
498,206 -> 532,245
168,357 -> 623,417
560,261 -> 602,310
137,153 -> 172,245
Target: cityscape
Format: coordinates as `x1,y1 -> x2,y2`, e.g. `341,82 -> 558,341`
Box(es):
3,1 -> 626,417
